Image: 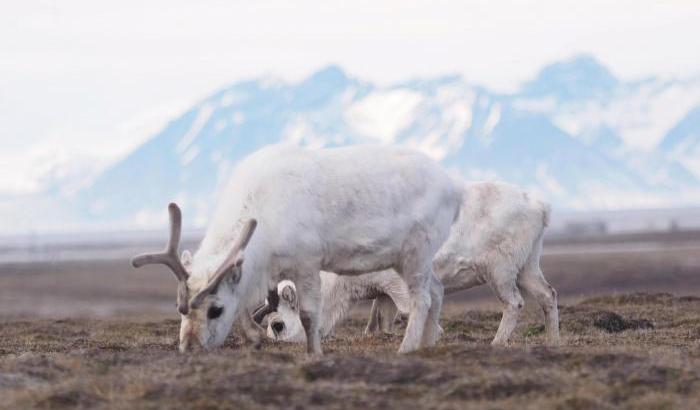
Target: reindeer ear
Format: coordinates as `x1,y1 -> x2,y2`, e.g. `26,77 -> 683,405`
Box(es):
234,250 -> 246,281
226,252 -> 244,285
228,266 -> 242,285
181,250 -> 192,267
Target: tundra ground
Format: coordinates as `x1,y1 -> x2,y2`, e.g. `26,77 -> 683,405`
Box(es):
1,237 -> 700,409
1,293 -> 700,409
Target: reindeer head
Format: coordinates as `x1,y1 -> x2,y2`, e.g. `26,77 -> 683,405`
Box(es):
131,203 -> 257,352
265,280 -> 307,343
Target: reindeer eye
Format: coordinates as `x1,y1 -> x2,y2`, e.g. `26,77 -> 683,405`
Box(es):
207,305 -> 224,320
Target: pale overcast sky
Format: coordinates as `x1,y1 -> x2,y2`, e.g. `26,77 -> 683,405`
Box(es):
1,0 -> 700,194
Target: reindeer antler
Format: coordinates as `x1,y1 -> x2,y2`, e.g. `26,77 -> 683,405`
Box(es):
131,203 -> 191,315
189,219 -> 257,309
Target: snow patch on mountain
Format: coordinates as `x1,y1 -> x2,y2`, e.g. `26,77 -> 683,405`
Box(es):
176,103 -> 215,154
659,106 -> 700,178
344,89 -> 423,143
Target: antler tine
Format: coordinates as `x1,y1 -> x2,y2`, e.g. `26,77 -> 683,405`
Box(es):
131,203 -> 189,282
190,219 -> 257,309
165,202 -> 182,256
130,203 -> 191,315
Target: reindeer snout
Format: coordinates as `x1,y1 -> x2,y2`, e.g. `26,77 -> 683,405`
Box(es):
180,333 -> 200,352
179,321 -> 204,352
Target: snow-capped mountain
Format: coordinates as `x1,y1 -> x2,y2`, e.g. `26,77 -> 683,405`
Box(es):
16,56 -> 700,231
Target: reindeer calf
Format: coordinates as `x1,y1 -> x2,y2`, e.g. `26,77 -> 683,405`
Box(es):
264,182 -> 560,346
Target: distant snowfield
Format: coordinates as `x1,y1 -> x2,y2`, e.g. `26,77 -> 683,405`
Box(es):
2,56 -> 700,234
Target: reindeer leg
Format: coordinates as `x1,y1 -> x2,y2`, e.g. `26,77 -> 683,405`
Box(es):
298,272 -> 323,355
365,299 -> 381,334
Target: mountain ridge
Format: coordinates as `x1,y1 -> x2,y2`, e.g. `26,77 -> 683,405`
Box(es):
6,55 -> 700,232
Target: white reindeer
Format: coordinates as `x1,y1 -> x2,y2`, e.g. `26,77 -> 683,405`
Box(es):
131,144 -> 461,354
264,182 -> 560,346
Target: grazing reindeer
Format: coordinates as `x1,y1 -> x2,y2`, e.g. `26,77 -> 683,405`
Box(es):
265,182 -> 560,346
132,144 -> 461,354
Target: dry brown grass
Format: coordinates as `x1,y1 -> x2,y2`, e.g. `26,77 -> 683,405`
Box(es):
1,293 -> 699,409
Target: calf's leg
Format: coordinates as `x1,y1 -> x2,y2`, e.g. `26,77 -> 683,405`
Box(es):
365,295 -> 399,334
520,268 -> 560,346
490,266 -> 524,346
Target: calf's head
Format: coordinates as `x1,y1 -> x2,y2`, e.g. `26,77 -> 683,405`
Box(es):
266,280 -> 307,343
131,203 -> 256,352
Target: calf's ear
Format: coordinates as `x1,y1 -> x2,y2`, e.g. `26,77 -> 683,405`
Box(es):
280,284 -> 297,308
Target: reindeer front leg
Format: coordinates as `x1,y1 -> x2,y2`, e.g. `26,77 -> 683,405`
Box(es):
298,272 -> 323,355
